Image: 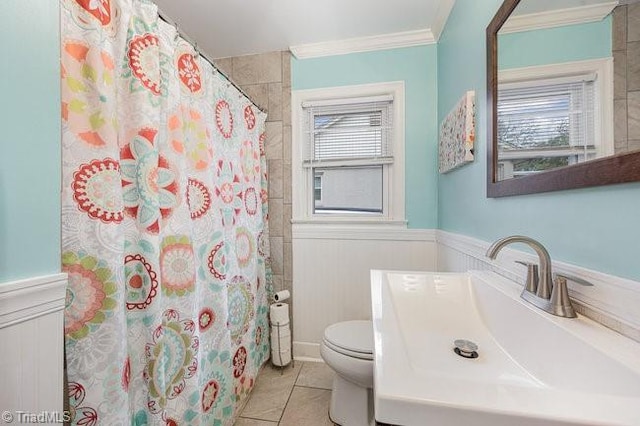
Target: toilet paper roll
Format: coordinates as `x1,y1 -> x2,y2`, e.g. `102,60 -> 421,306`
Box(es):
272,347 -> 292,366
271,325 -> 291,340
270,302 -> 290,325
273,290 -> 290,303
271,334 -> 292,352
271,322 -> 291,332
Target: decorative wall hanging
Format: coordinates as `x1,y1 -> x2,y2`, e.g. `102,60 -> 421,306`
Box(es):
439,90 -> 476,173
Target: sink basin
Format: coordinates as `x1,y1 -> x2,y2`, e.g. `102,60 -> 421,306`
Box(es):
370,270 -> 640,426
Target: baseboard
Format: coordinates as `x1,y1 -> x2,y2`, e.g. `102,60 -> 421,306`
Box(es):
436,230 -> 640,341
293,341 -> 322,361
0,273 -> 67,329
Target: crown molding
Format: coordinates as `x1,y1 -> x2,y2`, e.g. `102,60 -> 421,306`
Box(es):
500,1 -> 617,35
290,29 -> 435,59
431,0 -> 456,41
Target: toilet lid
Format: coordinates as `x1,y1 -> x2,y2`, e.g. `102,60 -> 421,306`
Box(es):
323,320 -> 373,356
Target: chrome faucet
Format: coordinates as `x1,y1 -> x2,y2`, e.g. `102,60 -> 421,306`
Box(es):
485,235 -> 592,318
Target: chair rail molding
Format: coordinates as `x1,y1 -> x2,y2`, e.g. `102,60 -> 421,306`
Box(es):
0,273 -> 67,329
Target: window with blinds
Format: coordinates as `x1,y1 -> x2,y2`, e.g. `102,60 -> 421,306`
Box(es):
301,96 -> 393,214
302,96 -> 393,167
497,74 -> 597,179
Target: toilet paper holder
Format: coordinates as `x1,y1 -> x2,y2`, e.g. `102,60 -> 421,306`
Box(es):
273,320 -> 294,374
270,300 -> 294,374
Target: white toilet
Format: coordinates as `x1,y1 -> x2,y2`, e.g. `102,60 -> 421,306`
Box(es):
320,320 -> 374,426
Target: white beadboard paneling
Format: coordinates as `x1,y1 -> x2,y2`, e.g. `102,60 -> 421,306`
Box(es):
292,226 -> 436,355
437,231 -> 640,342
0,273 -> 67,418
293,342 -> 322,361
292,228 -> 640,355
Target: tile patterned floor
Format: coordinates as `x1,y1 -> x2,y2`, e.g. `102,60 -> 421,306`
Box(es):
235,361 -> 336,426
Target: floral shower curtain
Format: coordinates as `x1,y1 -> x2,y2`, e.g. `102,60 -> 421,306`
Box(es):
61,1 -> 272,424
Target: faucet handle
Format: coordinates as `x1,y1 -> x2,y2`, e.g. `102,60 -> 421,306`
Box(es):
548,273 -> 593,319
515,261 -> 539,294
549,275 -> 577,318
554,273 -> 594,287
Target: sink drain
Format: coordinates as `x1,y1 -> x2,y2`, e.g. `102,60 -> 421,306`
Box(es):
453,339 -> 479,359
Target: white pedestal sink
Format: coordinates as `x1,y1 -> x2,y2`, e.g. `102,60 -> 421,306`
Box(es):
370,270 -> 640,426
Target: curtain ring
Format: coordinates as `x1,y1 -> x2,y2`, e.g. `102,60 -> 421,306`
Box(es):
194,42 -> 200,58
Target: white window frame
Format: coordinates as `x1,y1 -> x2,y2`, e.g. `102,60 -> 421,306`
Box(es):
292,81 -> 405,225
498,58 -> 614,167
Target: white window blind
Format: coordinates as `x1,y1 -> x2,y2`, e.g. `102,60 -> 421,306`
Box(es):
302,96 -> 394,168
498,75 -> 596,158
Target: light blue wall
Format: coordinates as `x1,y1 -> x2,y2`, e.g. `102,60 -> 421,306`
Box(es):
499,17 -> 612,70
292,46 -> 439,229
0,0 -> 61,282
437,0 -> 640,281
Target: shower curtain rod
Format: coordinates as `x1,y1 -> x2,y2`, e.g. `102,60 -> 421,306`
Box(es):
156,6 -> 267,114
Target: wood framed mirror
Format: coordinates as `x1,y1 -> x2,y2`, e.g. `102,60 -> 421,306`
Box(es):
487,0 -> 640,197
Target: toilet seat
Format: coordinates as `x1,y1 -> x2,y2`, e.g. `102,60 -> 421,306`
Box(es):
321,320 -> 376,425
323,320 -> 373,360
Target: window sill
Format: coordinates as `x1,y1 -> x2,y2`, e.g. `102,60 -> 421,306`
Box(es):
291,218 -> 408,227
290,220 -> 436,241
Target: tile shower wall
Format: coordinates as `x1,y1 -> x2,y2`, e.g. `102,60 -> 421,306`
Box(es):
214,51 -> 293,300
613,4 -> 640,153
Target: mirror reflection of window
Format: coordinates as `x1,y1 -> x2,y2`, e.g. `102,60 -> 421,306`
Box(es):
495,0 -> 624,181
497,74 -> 601,179
487,0 -> 640,195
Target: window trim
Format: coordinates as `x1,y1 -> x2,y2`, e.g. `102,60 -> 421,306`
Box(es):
292,81 -> 405,225
498,58 -> 614,162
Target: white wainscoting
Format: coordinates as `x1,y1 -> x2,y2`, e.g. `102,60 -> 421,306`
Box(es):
0,273 -> 67,419
292,227 -> 640,360
437,231 -> 640,342
292,225 -> 437,360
